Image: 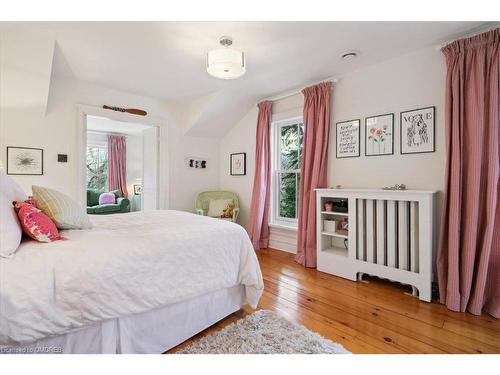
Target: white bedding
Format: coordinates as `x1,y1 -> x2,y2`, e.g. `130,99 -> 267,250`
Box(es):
0,210 -> 263,346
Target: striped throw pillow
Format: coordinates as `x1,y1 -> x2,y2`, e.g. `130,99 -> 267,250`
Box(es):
32,185 -> 93,230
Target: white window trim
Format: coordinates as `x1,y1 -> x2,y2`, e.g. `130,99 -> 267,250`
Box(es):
270,116 -> 303,228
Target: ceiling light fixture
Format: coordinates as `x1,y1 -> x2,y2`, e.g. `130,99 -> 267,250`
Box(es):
207,36 -> 246,80
339,50 -> 359,60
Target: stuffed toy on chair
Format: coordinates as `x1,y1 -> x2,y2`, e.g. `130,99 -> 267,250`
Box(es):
221,203 -> 235,219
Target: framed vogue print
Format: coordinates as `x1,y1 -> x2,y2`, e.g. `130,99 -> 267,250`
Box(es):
336,119 -> 360,158
365,113 -> 394,156
400,106 -> 435,154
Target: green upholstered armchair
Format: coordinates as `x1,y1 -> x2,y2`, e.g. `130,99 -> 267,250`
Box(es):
86,189 -> 131,215
195,191 -> 240,223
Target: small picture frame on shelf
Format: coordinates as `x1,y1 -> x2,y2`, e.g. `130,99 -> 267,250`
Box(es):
336,119 -> 360,158
365,113 -> 394,156
400,106 -> 435,154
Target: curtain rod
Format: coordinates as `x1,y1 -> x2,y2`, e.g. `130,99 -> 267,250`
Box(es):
87,129 -> 128,137
259,76 -> 339,103
434,23 -> 499,51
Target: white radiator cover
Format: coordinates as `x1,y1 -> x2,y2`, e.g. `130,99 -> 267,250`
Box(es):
316,188 -> 436,302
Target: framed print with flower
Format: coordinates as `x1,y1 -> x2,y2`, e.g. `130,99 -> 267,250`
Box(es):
336,119 -> 360,158
230,152 -> 246,176
365,113 -> 394,156
400,106 -> 435,154
6,146 -> 43,175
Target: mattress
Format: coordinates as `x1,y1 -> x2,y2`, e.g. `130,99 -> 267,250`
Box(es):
0,210 -> 263,346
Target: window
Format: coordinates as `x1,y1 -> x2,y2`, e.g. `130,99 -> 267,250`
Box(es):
271,117 -> 304,227
86,146 -> 108,191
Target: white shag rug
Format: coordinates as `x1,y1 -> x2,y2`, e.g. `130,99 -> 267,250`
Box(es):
176,310 -> 350,354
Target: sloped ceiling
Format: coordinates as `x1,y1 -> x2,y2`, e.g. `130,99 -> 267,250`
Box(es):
0,21 -> 489,137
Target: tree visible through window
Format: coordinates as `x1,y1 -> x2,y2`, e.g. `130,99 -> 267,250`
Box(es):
86,146 -> 108,191
273,118 -> 304,225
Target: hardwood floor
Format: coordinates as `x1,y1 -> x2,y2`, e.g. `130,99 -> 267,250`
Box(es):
169,248 -> 500,354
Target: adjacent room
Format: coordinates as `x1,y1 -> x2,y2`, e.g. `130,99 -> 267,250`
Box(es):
0,13 -> 498,364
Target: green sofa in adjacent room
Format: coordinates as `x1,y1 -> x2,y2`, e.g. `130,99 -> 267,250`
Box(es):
86,189 -> 131,215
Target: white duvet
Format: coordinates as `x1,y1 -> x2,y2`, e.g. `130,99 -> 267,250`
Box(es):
0,210 -> 263,346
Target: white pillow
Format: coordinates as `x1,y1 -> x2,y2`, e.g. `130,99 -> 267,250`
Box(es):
208,198 -> 234,217
0,168 -> 28,203
0,193 -> 22,258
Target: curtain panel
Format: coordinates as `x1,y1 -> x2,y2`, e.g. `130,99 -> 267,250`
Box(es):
437,28 -> 499,318
248,101 -> 273,250
295,82 -> 332,267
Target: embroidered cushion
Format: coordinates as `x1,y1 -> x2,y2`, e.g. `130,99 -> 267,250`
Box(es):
14,200 -> 61,242
32,185 -> 93,230
99,192 -> 116,205
207,198 -> 234,217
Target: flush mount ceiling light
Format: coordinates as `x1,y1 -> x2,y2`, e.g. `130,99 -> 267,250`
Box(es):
206,36 -> 246,79
339,50 -> 359,61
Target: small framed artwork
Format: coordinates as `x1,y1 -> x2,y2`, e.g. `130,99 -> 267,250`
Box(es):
400,106 -> 435,154
230,153 -> 246,176
7,146 -> 44,175
336,119 -> 360,158
185,157 -> 207,169
365,113 -> 394,156
133,184 -> 142,195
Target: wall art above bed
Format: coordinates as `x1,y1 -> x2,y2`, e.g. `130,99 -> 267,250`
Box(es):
185,156 -> 207,169
6,146 -> 44,175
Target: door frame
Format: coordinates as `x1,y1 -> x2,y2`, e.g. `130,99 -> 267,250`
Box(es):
76,104 -> 169,210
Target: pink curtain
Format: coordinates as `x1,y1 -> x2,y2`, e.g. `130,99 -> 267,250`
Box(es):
295,82 -> 332,267
437,28 -> 499,318
248,101 -> 273,250
108,135 -> 129,198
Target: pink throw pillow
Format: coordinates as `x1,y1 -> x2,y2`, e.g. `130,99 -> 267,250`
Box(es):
14,201 -> 62,242
99,192 -> 116,205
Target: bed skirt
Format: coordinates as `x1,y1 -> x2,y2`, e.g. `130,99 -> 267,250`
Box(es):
2,285 -> 245,354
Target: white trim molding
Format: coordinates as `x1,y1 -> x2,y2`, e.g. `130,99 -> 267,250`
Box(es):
269,225 -> 297,254
76,104 -> 170,209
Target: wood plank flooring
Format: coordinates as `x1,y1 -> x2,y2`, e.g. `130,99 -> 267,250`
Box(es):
169,248 -> 500,354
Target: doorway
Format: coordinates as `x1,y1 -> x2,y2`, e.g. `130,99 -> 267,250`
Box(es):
83,114 -> 159,214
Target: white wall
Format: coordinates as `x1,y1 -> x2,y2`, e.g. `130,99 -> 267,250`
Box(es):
219,47 -> 447,252
0,38 -> 220,212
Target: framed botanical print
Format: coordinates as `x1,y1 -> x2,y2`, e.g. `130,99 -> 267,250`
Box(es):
365,113 -> 394,156
336,119 -> 360,158
230,153 -> 246,176
6,147 -> 44,175
400,106 -> 435,154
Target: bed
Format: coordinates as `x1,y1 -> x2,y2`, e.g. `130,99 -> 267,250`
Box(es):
0,210 -> 264,353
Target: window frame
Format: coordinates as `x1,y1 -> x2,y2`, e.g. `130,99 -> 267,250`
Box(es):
86,144 -> 109,191
270,116 -> 304,228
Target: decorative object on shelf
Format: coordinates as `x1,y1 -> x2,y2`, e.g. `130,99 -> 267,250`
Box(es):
382,184 -> 407,190
207,36 -> 246,80
332,198 -> 348,213
336,119 -> 360,158
335,185 -> 342,189
323,219 -> 338,233
400,106 -> 435,154
57,154 -> 68,163
230,152 -> 246,176
365,113 -> 394,156
185,157 -> 207,169
324,201 -> 334,212
6,147 -> 43,175
102,105 -> 147,116
133,184 -> 142,195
